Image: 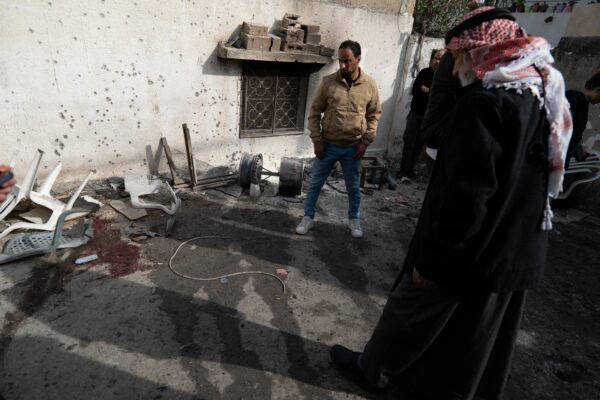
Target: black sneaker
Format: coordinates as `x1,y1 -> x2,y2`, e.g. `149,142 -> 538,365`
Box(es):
330,344 -> 381,394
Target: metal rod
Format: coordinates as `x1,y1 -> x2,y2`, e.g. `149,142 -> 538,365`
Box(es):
194,179 -> 238,190
261,171 -> 280,177
194,174 -> 238,184
173,176 -> 238,190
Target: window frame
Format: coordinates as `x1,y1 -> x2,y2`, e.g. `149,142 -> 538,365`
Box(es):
239,61 -> 310,138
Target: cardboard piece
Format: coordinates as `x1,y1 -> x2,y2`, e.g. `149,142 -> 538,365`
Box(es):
110,199 -> 148,220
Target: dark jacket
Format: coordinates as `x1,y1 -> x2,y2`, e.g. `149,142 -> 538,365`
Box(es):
410,67 -> 435,115
404,83 -> 550,292
565,90 -> 589,161
421,52 -> 461,150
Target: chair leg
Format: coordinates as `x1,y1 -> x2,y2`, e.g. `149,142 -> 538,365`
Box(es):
37,162 -> 63,196
65,171 -> 94,210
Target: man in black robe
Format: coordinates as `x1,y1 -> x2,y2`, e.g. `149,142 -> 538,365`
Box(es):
330,7 -> 573,400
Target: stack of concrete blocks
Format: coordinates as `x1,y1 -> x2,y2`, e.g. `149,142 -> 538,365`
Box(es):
301,24 -> 334,56
275,13 -> 334,56
240,21 -> 280,52
276,13 -> 306,52
302,23 -> 321,55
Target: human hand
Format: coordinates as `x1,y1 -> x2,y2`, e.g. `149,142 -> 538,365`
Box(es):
314,141 -> 326,159
0,165 -> 16,203
421,85 -> 430,93
412,267 -> 434,289
352,142 -> 368,161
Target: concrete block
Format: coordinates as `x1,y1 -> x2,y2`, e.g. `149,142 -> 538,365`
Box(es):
306,43 -> 321,54
306,33 -> 321,45
269,35 -> 282,52
276,27 -> 304,44
242,21 -> 268,36
241,32 -> 271,51
302,24 -> 320,34
282,13 -> 300,28
281,42 -> 306,53
320,45 -> 335,57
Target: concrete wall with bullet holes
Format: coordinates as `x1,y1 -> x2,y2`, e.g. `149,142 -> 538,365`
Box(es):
1,0 -> 415,182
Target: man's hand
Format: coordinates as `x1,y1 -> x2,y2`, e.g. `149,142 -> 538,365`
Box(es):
420,85 -> 430,93
412,267 -> 434,289
314,141 -> 326,160
0,165 -> 16,203
352,142 -> 368,160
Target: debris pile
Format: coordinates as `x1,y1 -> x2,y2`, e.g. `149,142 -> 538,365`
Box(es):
0,150 -> 96,264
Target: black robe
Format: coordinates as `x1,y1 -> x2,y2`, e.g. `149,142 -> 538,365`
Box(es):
405,82 -> 550,292
361,83 -> 551,399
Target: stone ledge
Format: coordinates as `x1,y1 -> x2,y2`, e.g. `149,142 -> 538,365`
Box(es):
216,43 -> 332,64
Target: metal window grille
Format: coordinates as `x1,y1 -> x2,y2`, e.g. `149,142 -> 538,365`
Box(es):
240,62 -> 309,138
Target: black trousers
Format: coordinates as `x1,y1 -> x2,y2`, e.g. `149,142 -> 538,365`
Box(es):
399,112 -> 424,179
361,275 -> 526,400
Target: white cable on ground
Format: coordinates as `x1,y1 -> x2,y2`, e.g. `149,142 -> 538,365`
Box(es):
168,236 -> 286,294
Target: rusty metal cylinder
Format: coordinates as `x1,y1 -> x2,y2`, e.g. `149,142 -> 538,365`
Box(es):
278,157 -> 304,196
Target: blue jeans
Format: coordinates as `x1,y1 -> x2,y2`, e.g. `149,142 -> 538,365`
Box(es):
304,142 -> 361,219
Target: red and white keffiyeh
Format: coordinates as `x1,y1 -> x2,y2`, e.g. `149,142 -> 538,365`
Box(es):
448,7 -> 572,230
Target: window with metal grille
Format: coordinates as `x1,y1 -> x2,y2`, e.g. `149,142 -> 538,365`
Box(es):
240,62 -> 309,138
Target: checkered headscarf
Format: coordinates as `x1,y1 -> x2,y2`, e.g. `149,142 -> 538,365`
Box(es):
447,6 -> 573,231
447,7 -> 524,53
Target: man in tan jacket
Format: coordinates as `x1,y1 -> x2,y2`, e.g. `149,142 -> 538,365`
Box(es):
296,40 -> 381,238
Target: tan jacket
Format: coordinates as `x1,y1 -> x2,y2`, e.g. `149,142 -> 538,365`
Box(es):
308,69 -> 382,146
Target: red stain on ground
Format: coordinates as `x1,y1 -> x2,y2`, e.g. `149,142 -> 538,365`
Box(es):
87,218 -> 146,277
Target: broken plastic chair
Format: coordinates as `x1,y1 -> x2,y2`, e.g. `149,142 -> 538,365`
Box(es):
0,170 -> 94,240
558,151 -> 600,199
0,209 -> 92,265
124,172 -> 181,215
0,149 -> 44,221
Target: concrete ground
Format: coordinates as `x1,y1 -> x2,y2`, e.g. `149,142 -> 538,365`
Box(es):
0,175 -> 598,400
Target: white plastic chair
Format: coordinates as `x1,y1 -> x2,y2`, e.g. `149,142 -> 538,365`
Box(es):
124,171 -> 181,215
0,171 -> 94,239
0,149 -> 44,221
